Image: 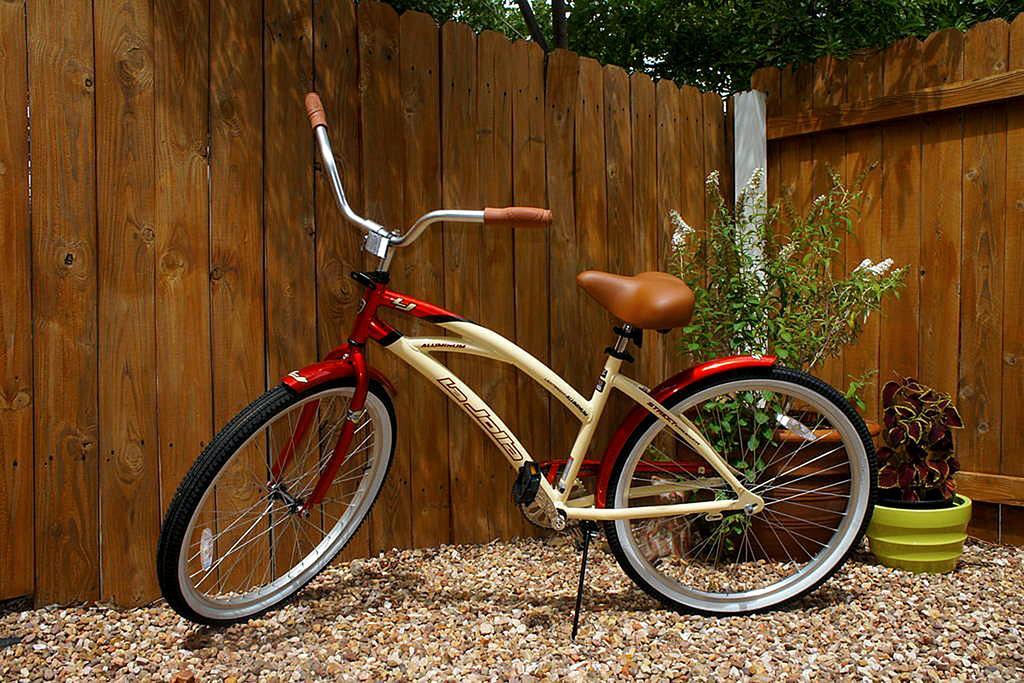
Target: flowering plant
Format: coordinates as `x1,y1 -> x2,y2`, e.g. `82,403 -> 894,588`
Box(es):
669,168 -> 906,405
877,377 -> 963,503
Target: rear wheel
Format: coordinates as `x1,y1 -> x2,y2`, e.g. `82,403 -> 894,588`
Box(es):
157,380 -> 395,625
604,365 -> 876,615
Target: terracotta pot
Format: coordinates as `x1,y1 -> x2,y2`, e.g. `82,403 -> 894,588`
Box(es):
750,421 -> 881,562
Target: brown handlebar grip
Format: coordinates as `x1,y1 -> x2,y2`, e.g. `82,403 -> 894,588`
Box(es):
305,92 -> 327,129
483,206 -> 552,227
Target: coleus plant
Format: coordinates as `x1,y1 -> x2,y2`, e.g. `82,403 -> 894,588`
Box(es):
877,377 -> 964,503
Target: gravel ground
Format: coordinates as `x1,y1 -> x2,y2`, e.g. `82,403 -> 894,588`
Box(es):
1,537 -> 1022,682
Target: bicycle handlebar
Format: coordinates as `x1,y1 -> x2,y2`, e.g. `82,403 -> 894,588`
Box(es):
306,91 -> 551,258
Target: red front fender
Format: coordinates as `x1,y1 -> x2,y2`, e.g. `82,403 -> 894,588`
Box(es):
595,355 -> 776,508
281,357 -> 397,397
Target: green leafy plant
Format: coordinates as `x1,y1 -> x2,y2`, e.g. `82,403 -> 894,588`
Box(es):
669,167 -> 906,402
877,377 -> 964,503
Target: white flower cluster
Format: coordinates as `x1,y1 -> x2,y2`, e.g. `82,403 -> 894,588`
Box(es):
705,170 -> 721,189
669,210 -> 694,249
853,257 -> 895,276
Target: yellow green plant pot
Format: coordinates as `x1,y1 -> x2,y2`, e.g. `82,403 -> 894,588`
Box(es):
867,495 -> 972,573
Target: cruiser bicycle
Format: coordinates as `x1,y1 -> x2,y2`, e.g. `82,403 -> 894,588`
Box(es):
157,93 -> 877,627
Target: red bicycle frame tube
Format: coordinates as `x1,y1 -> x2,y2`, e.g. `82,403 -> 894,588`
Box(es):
275,277 -> 466,508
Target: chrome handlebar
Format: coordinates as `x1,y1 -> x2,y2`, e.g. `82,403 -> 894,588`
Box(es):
314,125 -> 484,264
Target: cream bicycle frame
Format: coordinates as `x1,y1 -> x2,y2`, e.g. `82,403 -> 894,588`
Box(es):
385,320 -> 765,522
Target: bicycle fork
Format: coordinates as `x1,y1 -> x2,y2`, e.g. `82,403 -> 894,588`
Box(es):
268,350 -> 371,512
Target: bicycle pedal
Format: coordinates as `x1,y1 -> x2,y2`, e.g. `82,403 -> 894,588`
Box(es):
512,462 -> 541,505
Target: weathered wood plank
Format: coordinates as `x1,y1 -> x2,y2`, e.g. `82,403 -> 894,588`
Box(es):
675,85 -> 704,372
398,10 -> 450,547
601,64 -> 635,443
359,0 -> 412,552
574,57 -> 611,446
314,0 -> 370,561
878,38 -> 922,402
811,55 -> 846,390
442,21 -> 486,543
629,73 -> 659,387
0,0 -> 34,600
545,49 -> 579,470
842,49 -> 884,418
478,31 -> 519,537
956,471 -> 1024,506
154,0 -> 212,519
1002,15 -> 1024,478
654,80 -> 682,382
767,66 -> 1024,140
511,39 -> 548,537
264,0 -> 317,574
918,29 -> 964,401
959,19 -> 1009,475
31,3 -> 97,596
208,0 -> 267,594
94,0 -> 160,605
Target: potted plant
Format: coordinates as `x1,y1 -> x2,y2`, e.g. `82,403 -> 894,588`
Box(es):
866,377 -> 972,573
653,168 -> 906,561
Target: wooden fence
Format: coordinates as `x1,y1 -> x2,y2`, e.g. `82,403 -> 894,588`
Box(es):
0,0 -> 728,605
753,15 -> 1024,544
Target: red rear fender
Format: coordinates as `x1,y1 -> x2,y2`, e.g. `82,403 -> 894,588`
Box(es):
595,355 -> 776,507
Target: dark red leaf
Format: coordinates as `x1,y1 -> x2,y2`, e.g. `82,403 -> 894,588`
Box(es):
878,465 -> 899,488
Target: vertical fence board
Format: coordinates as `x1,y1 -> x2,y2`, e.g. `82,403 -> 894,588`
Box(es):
208,0 -> 267,591
675,85 -> 704,371
629,73 -> 659,387
1004,16 -> 1024,478
442,22 -> 486,543
398,10 -> 449,547
654,81 -> 682,382
511,39 -> 548,536
94,0 -> 160,605
575,57 -> 610,447
154,0 -> 212,515
545,49 -> 579,463
602,64 -> 635,438
359,0 -> 412,552
918,29 -> 964,399
842,50 -> 884,417
777,64 -> 814,217
878,39 -> 922,401
478,31 -> 518,537
264,0 -> 317,573
314,0 -> 370,561
812,55 -> 847,389
0,0 -> 33,600
29,0 -> 101,604
750,68 -> 781,209
959,19 -> 1009,475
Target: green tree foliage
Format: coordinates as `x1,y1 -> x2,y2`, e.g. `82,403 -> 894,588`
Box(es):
383,0 -> 1023,92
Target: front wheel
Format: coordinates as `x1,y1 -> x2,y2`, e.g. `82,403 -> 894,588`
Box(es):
157,379 -> 396,625
604,365 -> 876,615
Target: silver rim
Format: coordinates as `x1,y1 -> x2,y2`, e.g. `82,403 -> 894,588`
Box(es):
177,387 -> 392,620
612,378 -> 870,613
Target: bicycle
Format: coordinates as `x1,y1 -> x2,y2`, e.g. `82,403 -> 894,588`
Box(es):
157,92 -> 877,627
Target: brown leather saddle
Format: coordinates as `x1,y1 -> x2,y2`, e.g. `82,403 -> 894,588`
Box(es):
576,270 -> 695,330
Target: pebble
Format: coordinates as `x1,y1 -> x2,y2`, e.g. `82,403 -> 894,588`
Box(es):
0,538 -> 1021,681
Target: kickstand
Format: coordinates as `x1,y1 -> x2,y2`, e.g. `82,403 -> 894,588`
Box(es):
571,521 -> 598,641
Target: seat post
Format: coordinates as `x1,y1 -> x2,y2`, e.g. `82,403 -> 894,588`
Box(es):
606,324 -> 642,362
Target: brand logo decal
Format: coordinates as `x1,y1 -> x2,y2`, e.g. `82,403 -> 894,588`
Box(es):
437,377 -> 524,461
391,297 -> 417,311
288,371 -> 309,383
421,341 -> 467,351
544,379 -> 589,418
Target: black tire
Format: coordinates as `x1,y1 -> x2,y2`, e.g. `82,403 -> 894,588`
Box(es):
603,365 -> 877,616
157,379 -> 396,626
